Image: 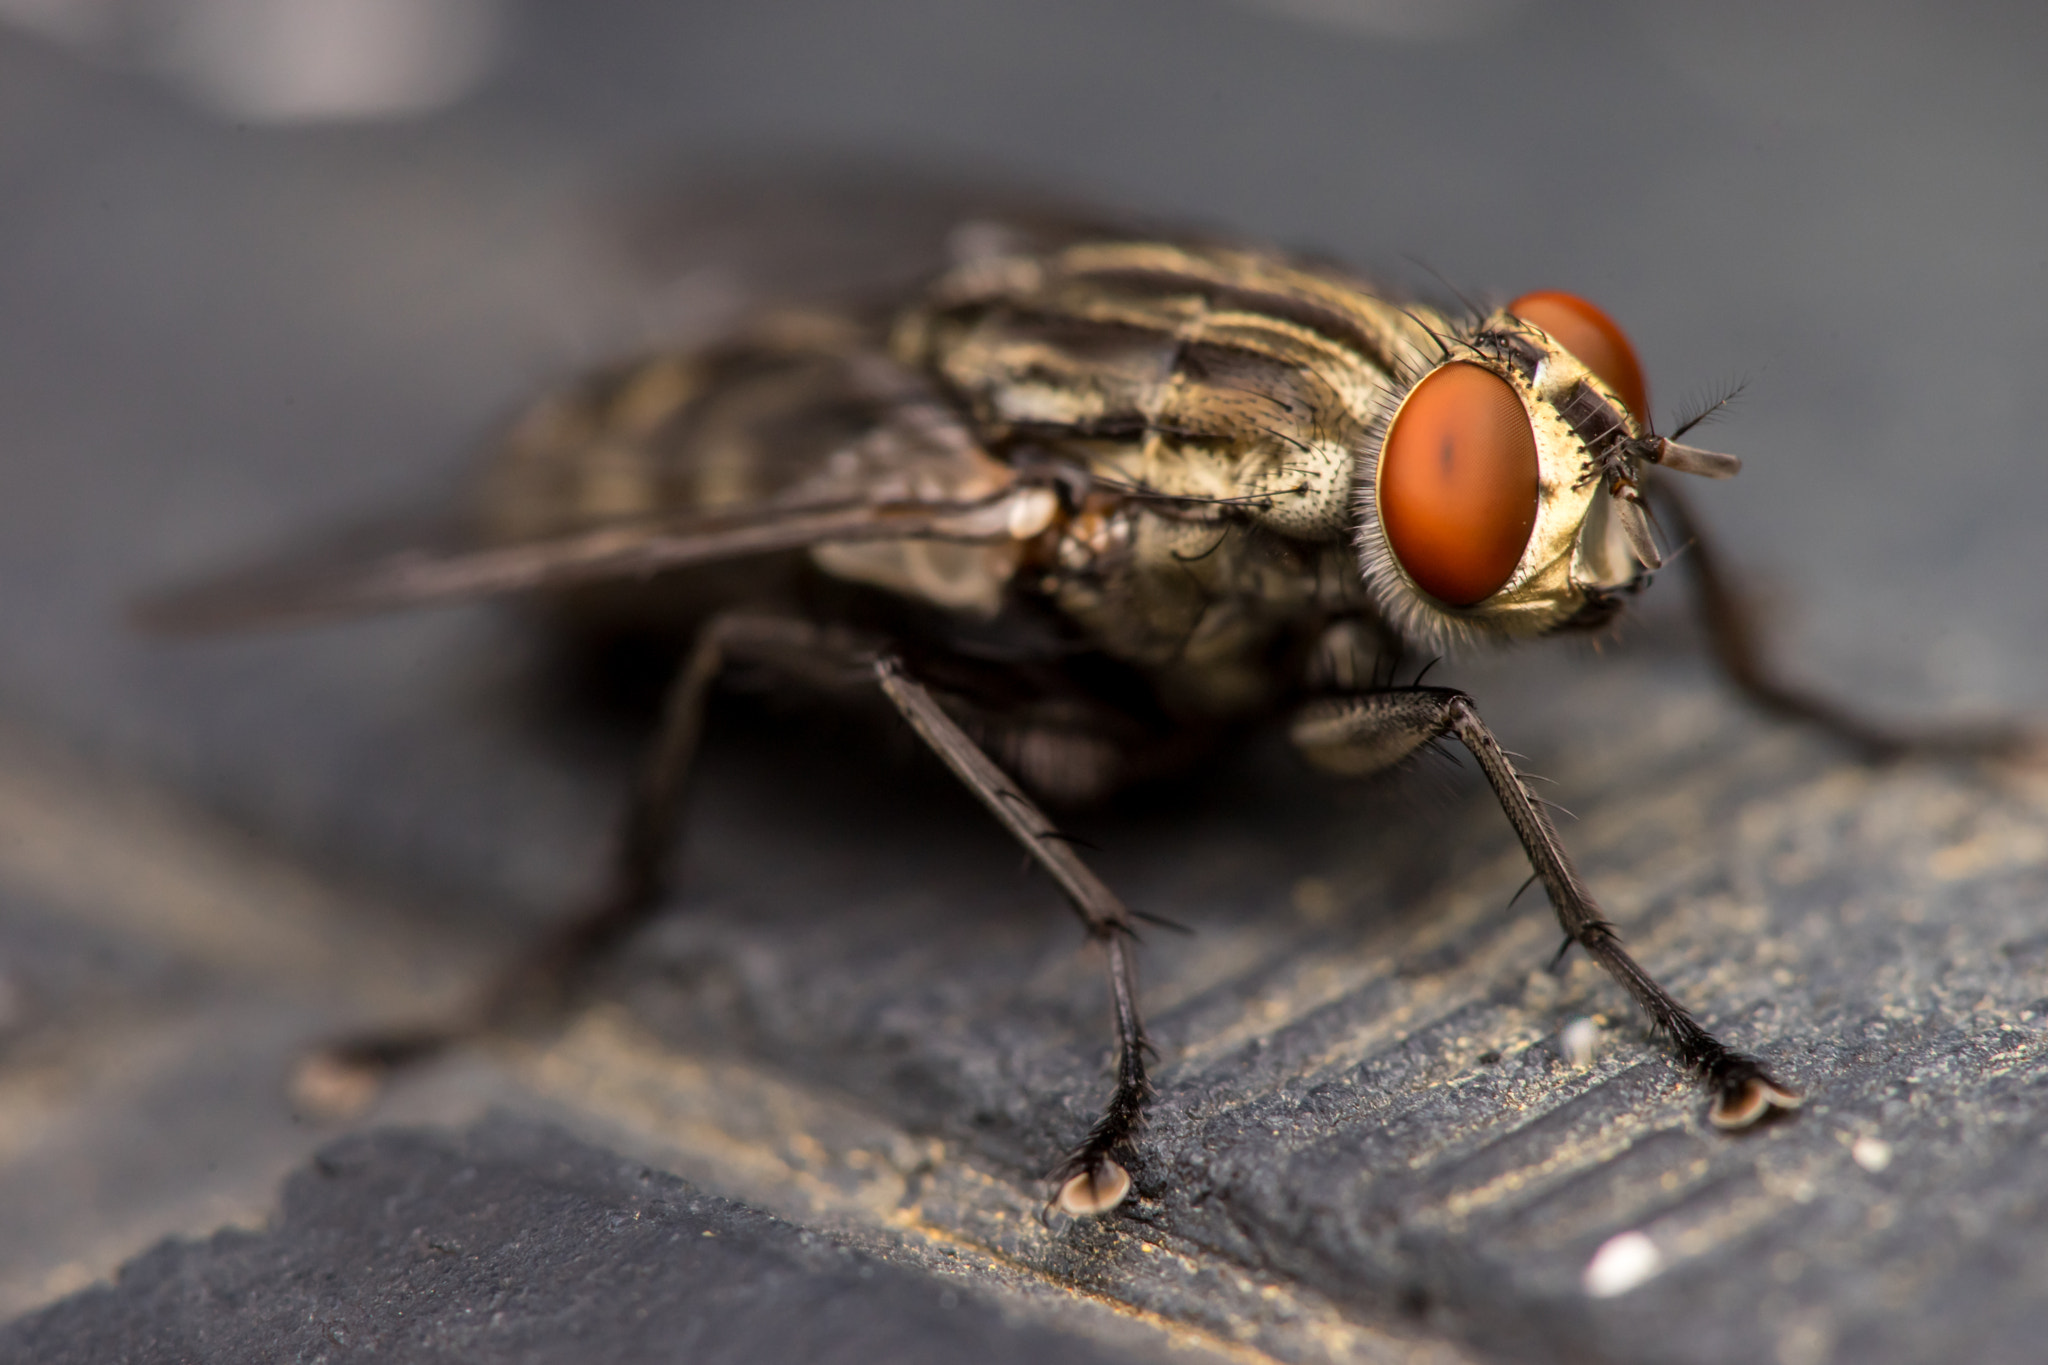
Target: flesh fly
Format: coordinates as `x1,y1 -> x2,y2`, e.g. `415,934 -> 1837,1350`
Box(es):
142,214 -> 2017,1218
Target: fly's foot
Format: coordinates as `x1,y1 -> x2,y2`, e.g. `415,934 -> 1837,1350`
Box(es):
289,1050 -> 385,1120
1049,1106 -> 1140,1219
1052,1154 -> 1133,1218
1704,1053 -> 1801,1129
288,1027 -> 454,1121
2011,724 -> 2048,769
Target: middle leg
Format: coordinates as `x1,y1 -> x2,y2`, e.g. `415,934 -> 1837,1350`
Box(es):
873,655 -> 1152,1216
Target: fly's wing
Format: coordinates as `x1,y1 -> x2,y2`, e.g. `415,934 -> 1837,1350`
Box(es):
136,173 -> 1141,636
134,323 -> 1031,635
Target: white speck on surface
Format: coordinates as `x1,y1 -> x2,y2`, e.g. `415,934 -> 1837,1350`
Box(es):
1583,1231 -> 1663,1298
1851,1135 -> 1892,1172
1561,1016 -> 1600,1068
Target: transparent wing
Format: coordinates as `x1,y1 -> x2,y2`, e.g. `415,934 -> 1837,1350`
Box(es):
134,500 -> 1025,635
136,329 -> 1025,635
136,172 -> 1148,637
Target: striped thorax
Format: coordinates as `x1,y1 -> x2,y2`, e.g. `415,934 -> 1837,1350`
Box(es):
895,237 -> 1736,677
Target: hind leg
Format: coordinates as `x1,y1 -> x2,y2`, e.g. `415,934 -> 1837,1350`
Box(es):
291,611 -> 845,1115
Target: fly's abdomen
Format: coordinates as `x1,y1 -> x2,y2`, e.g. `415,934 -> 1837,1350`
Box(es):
480,317 -> 884,545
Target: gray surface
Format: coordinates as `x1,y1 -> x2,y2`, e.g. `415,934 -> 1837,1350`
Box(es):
0,1117 -> 1156,1365
3,3 -> 2048,1363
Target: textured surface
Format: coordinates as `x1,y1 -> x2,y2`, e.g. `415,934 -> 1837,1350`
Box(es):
0,1119 -> 1181,1365
4,3 -> 2048,1363
8,1121 -> 1220,1365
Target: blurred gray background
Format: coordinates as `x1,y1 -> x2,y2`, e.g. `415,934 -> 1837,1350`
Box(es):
3,3 -> 2047,1364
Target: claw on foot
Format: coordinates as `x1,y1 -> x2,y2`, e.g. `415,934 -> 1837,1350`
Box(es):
289,1049 -> 386,1121
289,1025 -> 454,1120
2015,726 -> 2048,769
1709,1074 -> 1801,1129
1054,1159 -> 1132,1217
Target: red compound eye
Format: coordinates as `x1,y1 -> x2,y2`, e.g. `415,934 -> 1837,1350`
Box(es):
1507,290 -> 1649,420
1378,362 -> 1539,606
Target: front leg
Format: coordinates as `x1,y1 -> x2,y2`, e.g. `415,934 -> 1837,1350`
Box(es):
1292,686 -> 1800,1128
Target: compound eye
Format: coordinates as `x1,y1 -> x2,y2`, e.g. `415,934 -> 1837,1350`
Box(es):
1378,362 -> 1539,606
1506,291 -> 1649,419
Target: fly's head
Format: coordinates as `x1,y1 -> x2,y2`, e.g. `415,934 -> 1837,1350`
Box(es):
1355,291 -> 1741,652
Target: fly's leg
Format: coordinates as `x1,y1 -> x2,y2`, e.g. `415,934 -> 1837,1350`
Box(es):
1651,479 -> 2042,763
478,613 -> 846,1023
295,622 -> 1156,1216
1292,686 -> 1800,1129
873,656 -> 1149,1217
291,612 -> 838,1118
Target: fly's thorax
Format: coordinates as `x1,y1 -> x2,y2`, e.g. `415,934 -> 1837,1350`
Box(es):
1353,308 -> 1654,652
898,238 -> 1447,549
1027,486 -> 1372,719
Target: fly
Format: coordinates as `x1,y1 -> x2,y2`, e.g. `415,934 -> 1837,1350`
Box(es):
137,219 -> 2027,1218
